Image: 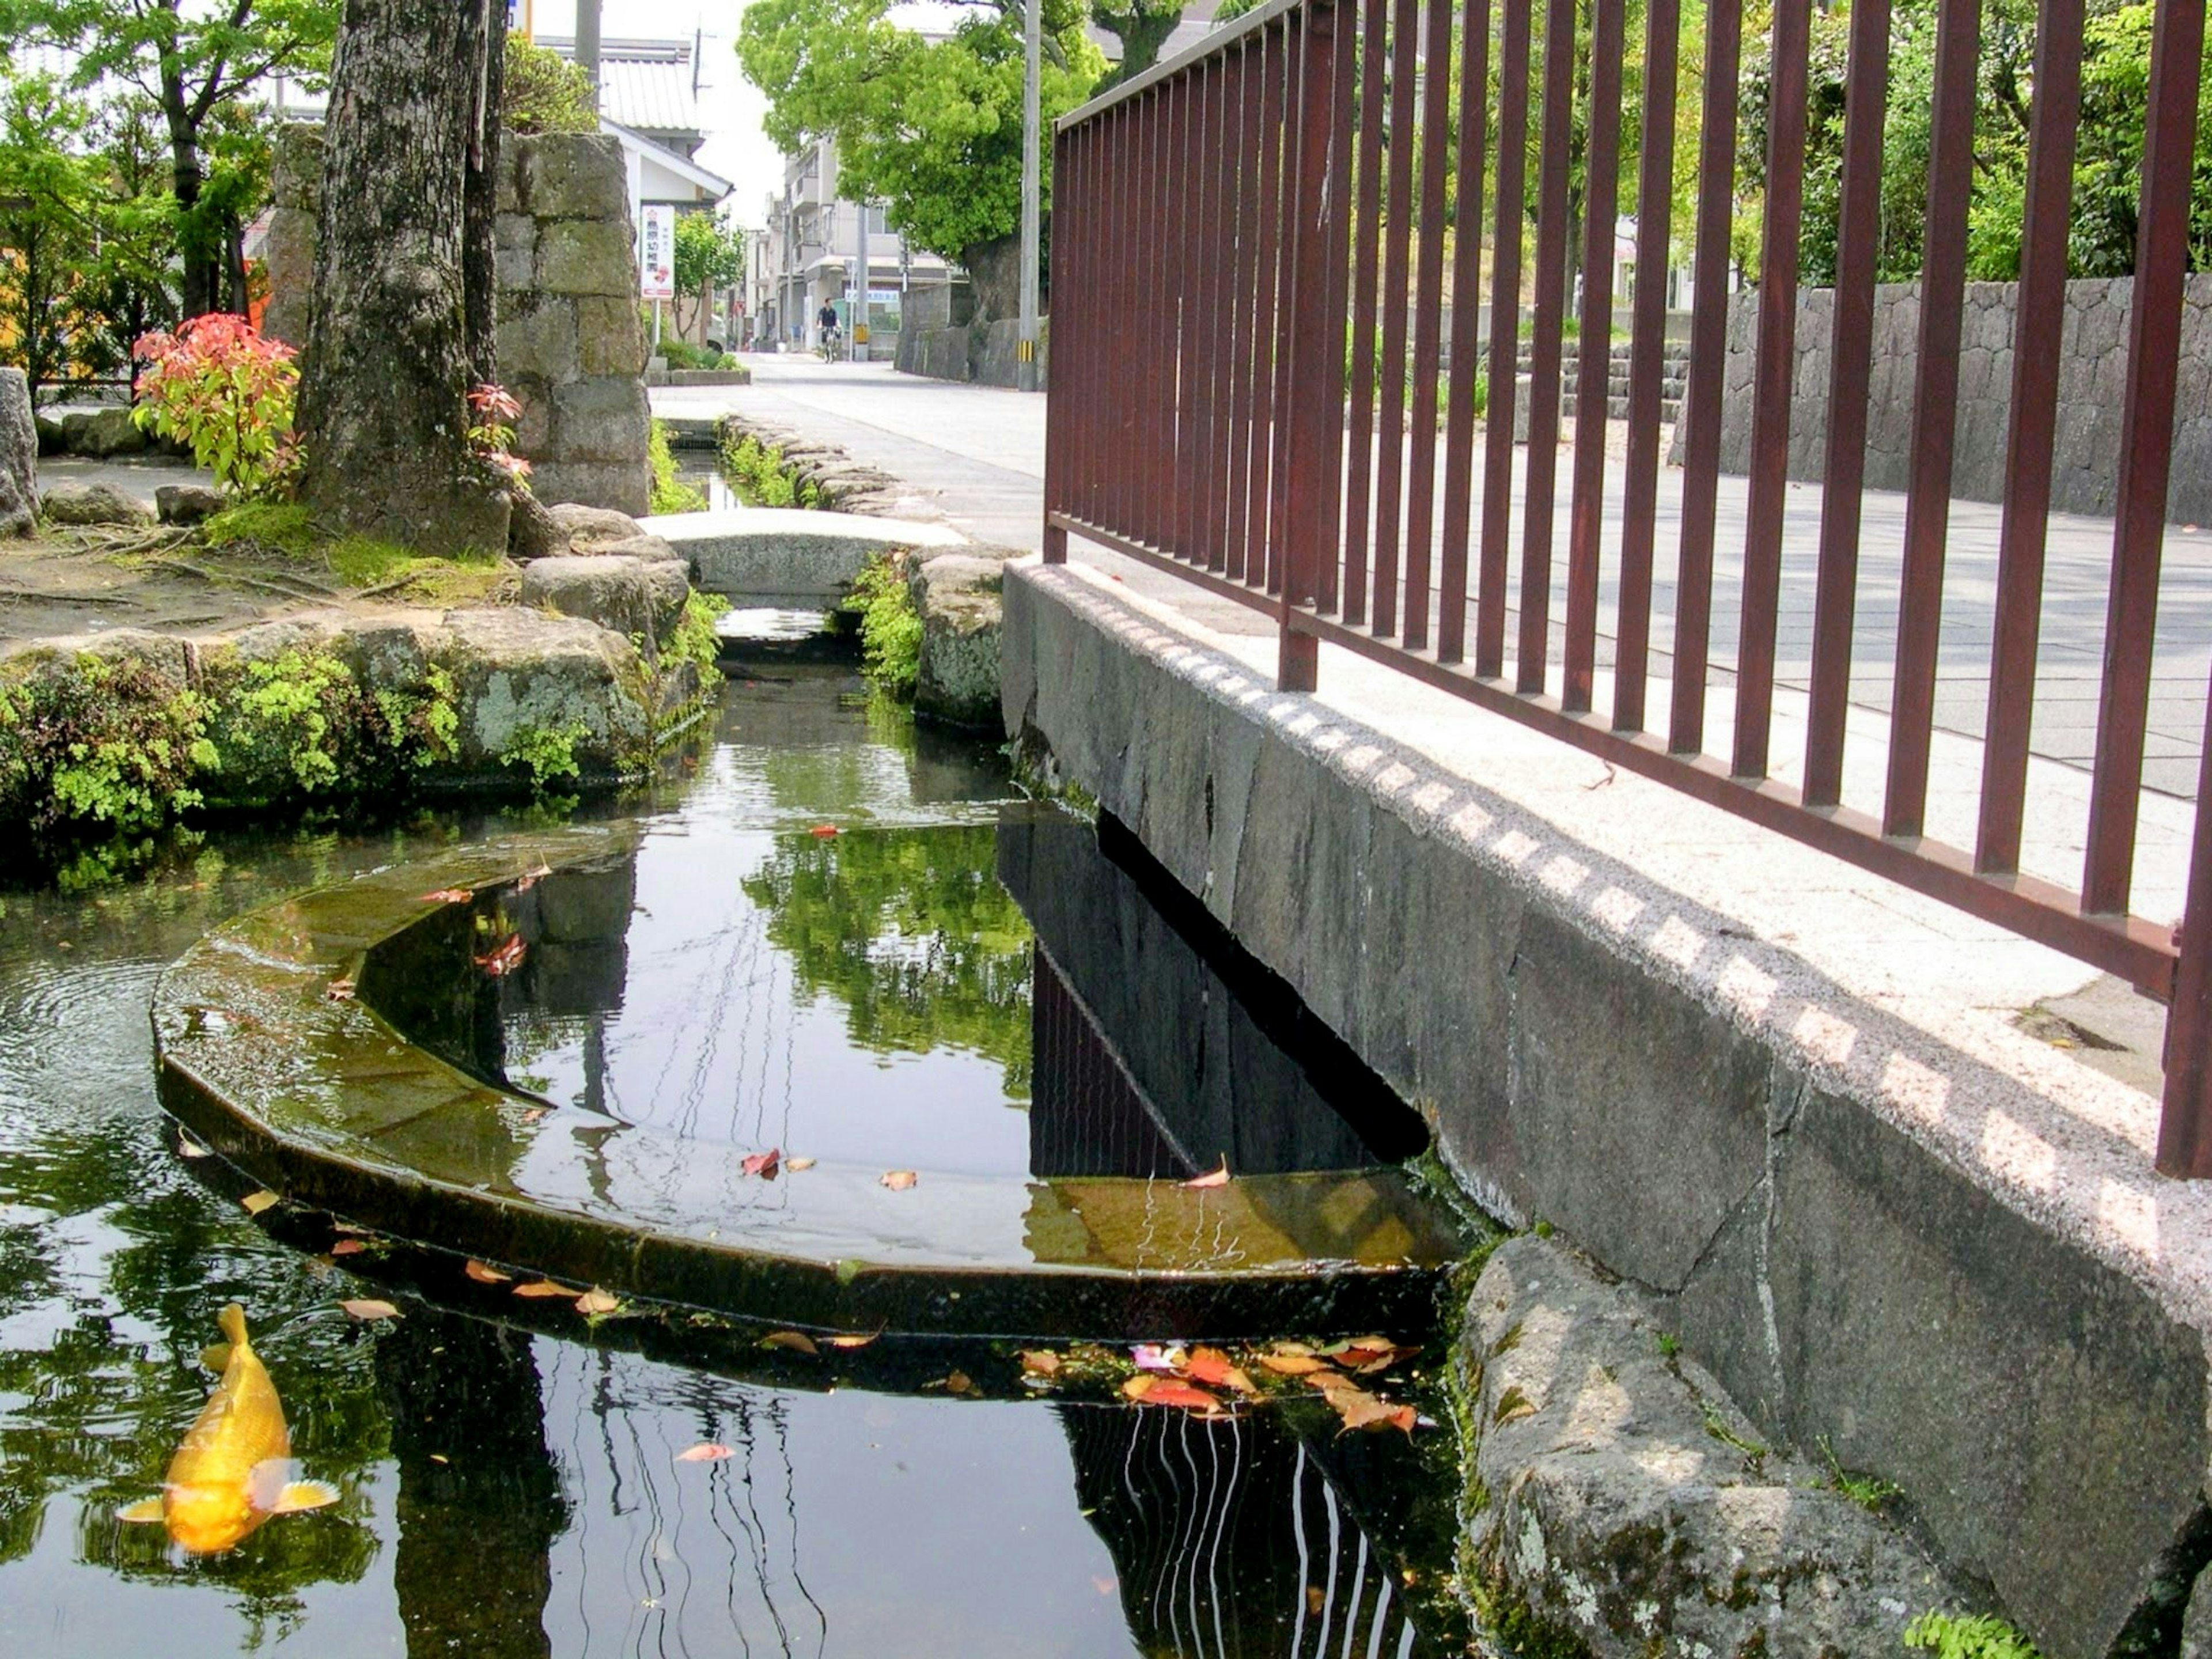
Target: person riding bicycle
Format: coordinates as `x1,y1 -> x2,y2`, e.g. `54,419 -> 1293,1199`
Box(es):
817,301 -> 841,355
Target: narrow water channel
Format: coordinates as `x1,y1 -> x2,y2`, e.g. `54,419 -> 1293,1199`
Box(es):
0,669 -> 1467,1656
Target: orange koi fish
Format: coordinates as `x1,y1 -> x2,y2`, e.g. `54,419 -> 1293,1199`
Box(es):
116,1303 -> 339,1553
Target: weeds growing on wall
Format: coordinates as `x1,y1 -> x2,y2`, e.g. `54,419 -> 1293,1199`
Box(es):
1903,1613 -> 2043,1659
0,654 -> 211,835
668,590 -> 729,686
497,719 -> 589,791
649,419 -> 708,514
847,552 -> 921,696
718,431 -> 819,509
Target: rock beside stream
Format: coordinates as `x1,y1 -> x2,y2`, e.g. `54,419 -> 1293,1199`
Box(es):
0,369 -> 35,536
41,480 -> 156,527
522,553 -> 688,645
1463,1235 -> 1969,1657
907,546 -> 1018,729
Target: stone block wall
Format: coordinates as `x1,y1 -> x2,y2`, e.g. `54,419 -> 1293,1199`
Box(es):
1679,274 -> 2212,524
893,317 -> 1050,389
265,126 -> 651,518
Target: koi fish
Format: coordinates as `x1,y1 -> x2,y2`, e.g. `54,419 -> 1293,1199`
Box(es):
115,1303 -> 339,1554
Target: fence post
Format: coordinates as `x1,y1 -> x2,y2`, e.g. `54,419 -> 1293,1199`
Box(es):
1276,0 -> 1344,694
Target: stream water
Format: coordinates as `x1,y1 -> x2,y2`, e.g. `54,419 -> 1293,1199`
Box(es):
0,668 -> 1468,1657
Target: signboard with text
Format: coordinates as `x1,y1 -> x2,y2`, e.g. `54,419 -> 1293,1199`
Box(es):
638,204 -> 675,301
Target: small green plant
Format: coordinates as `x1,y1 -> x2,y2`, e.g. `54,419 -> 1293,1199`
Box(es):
1699,1397 -> 1768,1467
498,719 -> 589,791
465,383 -> 531,489
373,665 -> 461,770
1819,1437 -> 1903,1512
1902,1612 -> 2043,1659
0,654 -> 211,835
132,313 -> 302,499
214,649 -> 361,796
719,431 -> 815,509
649,419 -> 708,514
1655,1331 -> 1680,1359
668,590 -> 729,684
501,35 -> 597,134
848,553 -> 921,696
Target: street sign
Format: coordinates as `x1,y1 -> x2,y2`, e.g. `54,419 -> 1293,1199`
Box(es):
639,204 -> 675,300
867,288 -> 899,305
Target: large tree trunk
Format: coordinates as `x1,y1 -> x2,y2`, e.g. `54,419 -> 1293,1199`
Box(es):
463,1 -> 507,385
963,233 -> 1022,324
296,0 -> 509,555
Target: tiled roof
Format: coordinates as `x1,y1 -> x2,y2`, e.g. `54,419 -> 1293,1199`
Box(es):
536,35 -> 702,143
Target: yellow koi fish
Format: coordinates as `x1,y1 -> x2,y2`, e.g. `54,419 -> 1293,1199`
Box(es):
116,1302 -> 339,1554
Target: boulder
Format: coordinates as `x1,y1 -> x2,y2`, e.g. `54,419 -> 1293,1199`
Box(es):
507,488 -> 570,562
156,483 -> 225,525
0,368 -> 35,536
1463,1235 -> 1968,1657
33,412 -> 65,458
547,502 -> 645,547
522,553 -> 690,644
907,547 -> 1016,729
572,532 -> 681,565
429,606 -> 654,778
74,407 -> 147,458
41,480 -> 156,527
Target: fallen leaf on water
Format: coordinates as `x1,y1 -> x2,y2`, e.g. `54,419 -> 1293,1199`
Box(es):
786,1156 -> 817,1172
340,1299 -> 402,1321
1093,1576 -> 1117,1597
419,888 -> 474,904
574,1289 -> 621,1316
677,1443 -> 734,1463
513,1279 -> 578,1299
1131,1380 -> 1220,1411
741,1147 -> 781,1178
324,977 -> 355,1002
1182,1157 -> 1230,1190
464,1260 -> 511,1284
514,862 -> 552,892
429,1453 -> 448,1464
1269,1340 -> 1315,1357
824,1328 -> 882,1350
1122,1374 -> 1158,1401
177,1134 -> 210,1159
809,824 -> 840,838
241,1191 -> 280,1215
1307,1586 -> 1327,1615
1021,1350 -> 1063,1377
941,1370 -> 979,1397
1257,1352 -> 1328,1376
879,1169 -> 918,1190
761,1330 -> 819,1355
1131,1343 -> 1185,1374
475,933 -> 527,976
520,1105 -> 549,1125
329,1238 -> 368,1257
1184,1347 -> 1257,1395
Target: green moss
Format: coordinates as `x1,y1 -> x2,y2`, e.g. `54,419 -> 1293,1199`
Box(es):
1820,1437 -> 1903,1512
849,553 -> 922,697
1470,1574 -> 1596,1659
199,503 -> 501,603
201,501 -> 316,558
1903,1612 -> 2043,1659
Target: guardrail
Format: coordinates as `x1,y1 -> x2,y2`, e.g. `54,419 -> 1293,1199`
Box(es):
1042,0 -> 2212,1175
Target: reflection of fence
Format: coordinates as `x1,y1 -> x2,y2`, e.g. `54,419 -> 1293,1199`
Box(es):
1044,0 -> 2212,1175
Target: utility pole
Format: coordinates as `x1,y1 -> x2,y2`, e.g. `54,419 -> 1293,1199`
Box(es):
1017,0 -> 1041,392
854,199 -> 870,363
576,0 -> 602,100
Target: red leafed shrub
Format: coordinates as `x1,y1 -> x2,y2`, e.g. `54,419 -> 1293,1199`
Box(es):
466,382 -> 532,487
133,313 -> 302,501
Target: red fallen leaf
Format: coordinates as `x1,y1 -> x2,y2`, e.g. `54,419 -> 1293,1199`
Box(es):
879,1169 -> 918,1191
1184,1347 -> 1257,1395
677,1442 -> 734,1463
329,1238 -> 368,1257
324,977 -> 356,1002
519,1106 -> 549,1125
419,888 -> 474,904
1182,1157 -> 1230,1190
513,1279 -> 579,1299
1021,1350 -> 1062,1377
1130,1379 -> 1220,1410
464,1259 -> 511,1283
514,862 -> 552,892
1257,1353 -> 1328,1376
741,1147 -> 781,1178
475,933 -> 527,976
809,824 -> 839,838
761,1330 -> 819,1355
340,1298 -> 402,1321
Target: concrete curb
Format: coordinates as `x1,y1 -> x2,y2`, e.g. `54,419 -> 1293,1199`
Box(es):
1002,558 -> 2212,1657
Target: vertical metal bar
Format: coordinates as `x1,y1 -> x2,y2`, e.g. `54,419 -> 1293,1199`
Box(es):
1516,0 -> 1577,693
2086,0 -> 2205,912
1343,0 -> 1389,624
1730,0 -> 1810,778
1149,88 -> 1175,552
1043,124 -> 1074,563
1437,0 -> 1493,666
1476,0 -> 1532,678
1800,0 -> 1891,804
1263,20 -> 1296,592
1227,41 -> 1262,584
1281,0 -> 1343,693
1318,0 -> 1358,615
1165,76 -> 1192,563
1881,0 -> 1980,834
1612,0 -> 1678,730
1370,0 -> 1421,634
1115,103 -> 1143,536
2162,708 -> 2212,1177
1251,27 -> 1289,588
1562,0 -> 1625,711
1208,53 -> 1240,575
1402,0 -> 1455,651
1669,0 -> 1741,754
1976,0 -> 2084,870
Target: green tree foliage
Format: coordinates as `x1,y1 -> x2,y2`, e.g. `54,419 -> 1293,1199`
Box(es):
1093,0 -> 1185,88
501,34 -> 597,135
0,73 -> 100,388
673,209 -> 747,296
742,824 -> 1035,1094
736,0 -> 1103,281
0,0 -> 339,315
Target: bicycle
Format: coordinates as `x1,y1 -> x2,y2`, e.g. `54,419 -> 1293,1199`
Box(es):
816,328 -> 843,363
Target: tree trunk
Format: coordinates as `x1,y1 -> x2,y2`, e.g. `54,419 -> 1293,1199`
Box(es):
296,0 -> 509,555
463,0 -> 506,385
164,107 -> 221,318
963,232 -> 1022,323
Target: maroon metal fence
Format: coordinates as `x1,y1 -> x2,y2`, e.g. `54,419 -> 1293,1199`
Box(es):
1043,0 -> 2212,1175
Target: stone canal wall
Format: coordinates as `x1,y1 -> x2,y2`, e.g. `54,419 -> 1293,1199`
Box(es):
1002,559 -> 2212,1659
265,126 -> 652,518
1677,273 -> 2212,524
